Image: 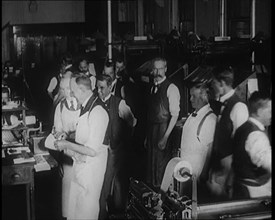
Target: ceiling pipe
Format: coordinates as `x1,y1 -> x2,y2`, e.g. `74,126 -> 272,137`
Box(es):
220,0 -> 225,37
107,0 -> 112,62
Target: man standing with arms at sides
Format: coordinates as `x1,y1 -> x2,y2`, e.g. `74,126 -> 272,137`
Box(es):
207,65 -> 249,200
232,91 -> 271,199
146,57 -> 180,188
180,82 -> 217,197
54,74 -> 109,220
97,74 -> 137,219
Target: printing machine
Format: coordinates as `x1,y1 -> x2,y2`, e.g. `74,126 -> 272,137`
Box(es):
126,158 -> 271,220
125,40 -> 271,219
126,178 -> 271,220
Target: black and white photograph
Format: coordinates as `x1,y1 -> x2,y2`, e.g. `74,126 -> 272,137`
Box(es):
2,0 -> 271,219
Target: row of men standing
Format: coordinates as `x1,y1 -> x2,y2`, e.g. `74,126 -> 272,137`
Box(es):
47,53 -> 271,220
155,62 -> 271,203
142,58 -> 271,204
48,54 -> 137,220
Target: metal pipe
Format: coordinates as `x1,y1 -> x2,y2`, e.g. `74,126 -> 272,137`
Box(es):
194,0 -> 197,33
191,174 -> 198,220
220,0 -> 225,36
107,0 -> 112,62
251,0 -> 256,71
251,0 -> 256,38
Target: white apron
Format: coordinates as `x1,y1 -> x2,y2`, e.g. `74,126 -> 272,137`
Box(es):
67,106 -> 108,220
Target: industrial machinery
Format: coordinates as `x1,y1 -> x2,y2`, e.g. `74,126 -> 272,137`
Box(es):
126,158 -> 271,219
126,159 -> 197,219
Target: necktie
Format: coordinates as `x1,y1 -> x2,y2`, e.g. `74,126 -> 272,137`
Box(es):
220,101 -> 227,115
191,112 -> 197,117
151,84 -> 158,94
69,100 -> 75,110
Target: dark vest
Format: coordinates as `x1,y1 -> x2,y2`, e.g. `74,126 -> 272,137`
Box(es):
148,79 -> 172,123
232,120 -> 270,186
212,93 -> 244,160
101,95 -> 128,149
114,79 -> 124,99
79,94 -> 98,117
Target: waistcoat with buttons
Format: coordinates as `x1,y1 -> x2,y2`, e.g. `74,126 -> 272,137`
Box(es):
101,95 -> 127,149
212,93 -> 244,160
148,79 -> 171,124
232,120 -> 270,186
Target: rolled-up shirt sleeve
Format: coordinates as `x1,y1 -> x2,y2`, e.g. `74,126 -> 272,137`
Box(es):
47,77 -> 58,93
245,131 -> 272,173
85,106 -> 109,153
230,102 -> 249,136
118,100 -> 137,127
167,83 -> 180,117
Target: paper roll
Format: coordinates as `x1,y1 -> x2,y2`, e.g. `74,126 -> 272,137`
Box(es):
173,160 -> 192,182
160,157 -> 182,193
160,158 -> 193,193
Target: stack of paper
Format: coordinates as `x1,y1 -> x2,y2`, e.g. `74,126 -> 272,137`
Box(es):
14,156 -> 35,164
34,154 -> 51,172
12,147 -> 36,164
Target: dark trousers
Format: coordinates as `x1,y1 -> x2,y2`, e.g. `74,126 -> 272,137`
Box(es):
99,147 -> 127,219
146,122 -> 173,188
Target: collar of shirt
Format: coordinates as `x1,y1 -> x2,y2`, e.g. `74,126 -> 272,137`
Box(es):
249,117 -> 265,131
102,94 -> 112,102
191,103 -> 211,118
65,64 -> 72,70
112,78 -> 117,87
219,89 -> 235,103
154,76 -> 166,85
81,94 -> 93,109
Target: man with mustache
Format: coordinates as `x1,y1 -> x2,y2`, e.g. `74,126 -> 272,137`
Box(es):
145,57 -> 180,188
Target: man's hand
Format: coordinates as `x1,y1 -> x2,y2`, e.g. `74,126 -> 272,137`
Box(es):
54,139 -> 70,151
64,149 -> 86,163
158,136 -> 168,150
54,132 -> 67,140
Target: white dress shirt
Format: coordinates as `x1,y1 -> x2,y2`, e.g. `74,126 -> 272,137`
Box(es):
241,117 -> 272,198
180,104 -> 217,178
245,117 -> 271,172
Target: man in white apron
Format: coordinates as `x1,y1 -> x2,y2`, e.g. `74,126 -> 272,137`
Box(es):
54,74 -> 109,220
52,77 -> 80,219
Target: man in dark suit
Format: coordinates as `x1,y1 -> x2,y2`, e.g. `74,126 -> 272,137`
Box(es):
97,74 -> 137,219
